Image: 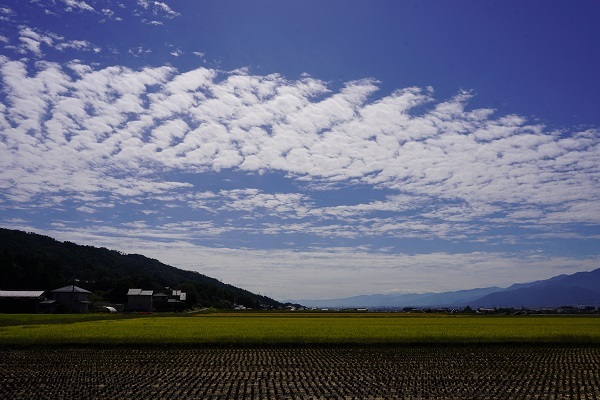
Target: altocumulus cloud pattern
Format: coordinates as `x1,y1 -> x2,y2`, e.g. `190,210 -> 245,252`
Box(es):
2,60 -> 599,233
1,0 -> 600,299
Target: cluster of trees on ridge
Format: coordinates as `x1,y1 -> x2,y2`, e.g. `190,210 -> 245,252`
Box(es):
0,228 -> 283,310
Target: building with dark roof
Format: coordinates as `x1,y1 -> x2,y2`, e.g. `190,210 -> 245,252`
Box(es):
50,285 -> 92,313
0,290 -> 46,313
152,292 -> 170,311
126,289 -> 153,312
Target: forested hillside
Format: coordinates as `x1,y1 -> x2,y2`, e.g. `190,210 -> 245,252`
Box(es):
0,228 -> 282,309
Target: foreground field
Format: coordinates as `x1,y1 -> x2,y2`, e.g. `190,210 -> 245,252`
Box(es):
1,312 -> 600,346
2,345 -> 599,399
2,313 -> 599,398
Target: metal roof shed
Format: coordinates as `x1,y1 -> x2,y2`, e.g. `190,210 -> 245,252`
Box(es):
127,289 -> 154,296
126,289 -> 154,312
0,290 -> 45,298
0,290 -> 46,313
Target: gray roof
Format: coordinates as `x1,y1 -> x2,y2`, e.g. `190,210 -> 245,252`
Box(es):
127,288 -> 153,296
51,285 -> 91,294
0,290 -> 45,298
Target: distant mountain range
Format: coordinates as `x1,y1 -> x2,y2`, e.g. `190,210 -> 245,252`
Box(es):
292,268 -> 600,309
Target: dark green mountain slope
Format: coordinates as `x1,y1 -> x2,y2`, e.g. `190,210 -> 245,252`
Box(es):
0,228 -> 282,309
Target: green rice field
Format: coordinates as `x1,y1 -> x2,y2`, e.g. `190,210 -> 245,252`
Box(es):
1,312 -> 599,347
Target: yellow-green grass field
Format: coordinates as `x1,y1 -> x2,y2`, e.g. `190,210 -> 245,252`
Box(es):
1,312 -> 599,347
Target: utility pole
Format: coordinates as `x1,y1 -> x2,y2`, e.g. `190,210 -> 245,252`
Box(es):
70,277 -> 75,313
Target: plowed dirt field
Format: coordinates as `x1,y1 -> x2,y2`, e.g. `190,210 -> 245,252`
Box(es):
1,345 -> 599,399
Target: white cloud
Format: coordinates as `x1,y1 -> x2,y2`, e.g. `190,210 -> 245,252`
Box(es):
62,0 -> 95,12
1,59 -> 599,244
0,7 -> 14,21
18,27 -> 53,56
136,0 -> 180,19
128,46 -> 152,57
153,246 -> 600,300
152,2 -> 180,18
16,26 -> 100,57
170,48 -> 183,57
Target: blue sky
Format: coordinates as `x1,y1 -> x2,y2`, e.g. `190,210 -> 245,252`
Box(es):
1,1 -> 599,300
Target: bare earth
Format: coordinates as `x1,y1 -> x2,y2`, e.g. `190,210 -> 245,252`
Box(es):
1,345 -> 599,399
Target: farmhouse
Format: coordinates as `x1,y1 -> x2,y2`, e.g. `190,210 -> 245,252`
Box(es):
0,290 -> 46,313
152,292 -> 170,311
127,289 -> 153,312
50,285 -> 92,313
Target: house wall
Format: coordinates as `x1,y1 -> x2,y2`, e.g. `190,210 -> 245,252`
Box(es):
51,292 -> 90,313
53,292 -> 88,302
0,297 -> 42,313
127,295 -> 153,312
152,297 -> 170,312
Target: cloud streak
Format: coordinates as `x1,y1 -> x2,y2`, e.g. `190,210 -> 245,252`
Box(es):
4,221 -> 598,300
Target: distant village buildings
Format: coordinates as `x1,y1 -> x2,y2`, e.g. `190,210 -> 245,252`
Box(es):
0,285 -> 191,314
125,289 -> 187,312
0,283 -> 599,314
0,285 -> 191,313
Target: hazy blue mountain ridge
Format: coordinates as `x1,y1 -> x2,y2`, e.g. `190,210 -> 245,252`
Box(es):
292,287 -> 502,309
293,268 -> 600,309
